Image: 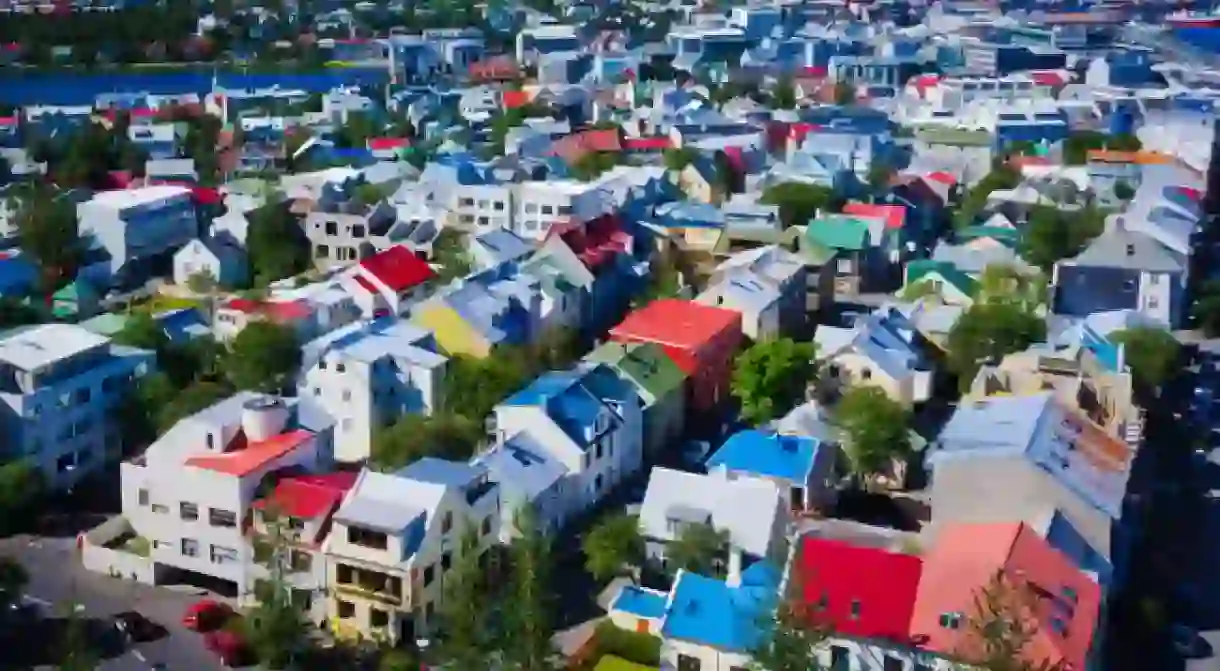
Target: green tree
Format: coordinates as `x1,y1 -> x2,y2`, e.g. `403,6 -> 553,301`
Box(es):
834,386 -> 912,484
945,301 -> 1047,390
434,527 -> 497,668
667,521 -> 729,577
352,182 -> 392,207
1110,327 -> 1181,394
378,648 -> 420,670
0,297 -> 42,329
663,147 -> 699,173
0,460 -> 45,536
501,508 -> 561,671
14,186 -> 81,290
731,338 -> 816,425
1062,130 -> 1108,165
224,322 -> 301,393
0,557 -> 28,611
761,182 -> 838,228
246,203 -> 309,285
751,572 -> 827,671
771,77 -> 797,110
571,151 -> 619,181
444,353 -> 530,421
1113,180 -> 1135,201
432,228 -> 472,282
976,264 -> 1047,311
247,504 -> 309,669
57,601 -> 99,671
582,513 -> 645,583
954,165 -> 1020,228
867,161 -> 892,199
157,380 -> 232,433
833,81 -> 855,106
1019,205 -> 1106,271
957,570 -> 1066,671
371,412 -> 483,471
187,270 -> 219,294
113,312 -> 168,352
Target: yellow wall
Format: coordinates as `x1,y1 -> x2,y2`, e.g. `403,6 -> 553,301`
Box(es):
412,303 -> 493,358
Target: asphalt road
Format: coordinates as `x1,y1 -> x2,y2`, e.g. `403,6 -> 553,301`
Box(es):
0,534 -> 227,671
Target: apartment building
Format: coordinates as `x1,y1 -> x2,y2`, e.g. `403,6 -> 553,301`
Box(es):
119,393 -> 336,594
0,324 -> 154,490
298,319 -> 448,463
512,181 -> 616,241
322,459 -> 500,644
76,186 -> 199,289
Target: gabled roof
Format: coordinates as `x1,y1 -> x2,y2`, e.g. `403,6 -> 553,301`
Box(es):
659,563 -> 781,652
706,430 -> 820,484
358,245 -> 436,292
475,431 -> 568,501
842,202 -> 907,230
252,472 -> 359,520
793,535 -> 923,642
638,467 -> 781,558
905,259 -> 979,297
501,365 -> 632,449
805,215 -> 873,251
584,341 -> 687,404
610,298 -> 740,357
1064,223 -> 1183,273
911,522 -> 1101,671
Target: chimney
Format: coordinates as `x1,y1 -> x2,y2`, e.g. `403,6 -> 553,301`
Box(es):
241,396 -> 290,442
726,545 -> 744,587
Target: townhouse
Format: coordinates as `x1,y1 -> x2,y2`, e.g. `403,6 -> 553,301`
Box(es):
814,306 -> 935,406
696,244 -> 807,341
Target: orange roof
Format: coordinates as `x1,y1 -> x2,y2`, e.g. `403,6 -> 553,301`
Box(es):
843,202 -> 906,230
1086,150 -> 1174,165
1057,406 -> 1132,474
610,299 -> 741,354
185,429 -> 314,477
911,522 -> 1101,671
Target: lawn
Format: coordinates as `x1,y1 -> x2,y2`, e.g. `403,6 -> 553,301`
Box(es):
130,294 -> 201,315
593,655 -> 657,671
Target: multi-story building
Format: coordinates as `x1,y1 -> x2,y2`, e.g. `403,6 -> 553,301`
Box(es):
0,323 -> 153,490
298,319 -> 448,463
322,459 -> 500,643
76,186 -> 199,289
119,393 -> 336,595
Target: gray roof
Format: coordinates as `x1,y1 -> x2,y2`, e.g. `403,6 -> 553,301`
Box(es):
333,470 -> 435,535
1065,224 -> 1184,273
638,467 -> 782,558
475,432 -> 568,502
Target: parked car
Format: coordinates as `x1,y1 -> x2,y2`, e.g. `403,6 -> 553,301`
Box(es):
204,627 -> 252,666
113,611 -> 164,643
182,600 -> 233,633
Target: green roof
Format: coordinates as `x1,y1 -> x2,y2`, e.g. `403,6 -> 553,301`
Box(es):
805,215 -> 871,252
78,313 -> 131,336
957,225 -> 1020,246
913,128 -> 993,147
594,656 -> 657,671
585,341 -> 687,404
904,260 -> 978,296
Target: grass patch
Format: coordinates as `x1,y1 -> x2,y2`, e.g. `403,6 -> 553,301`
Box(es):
130,295 -> 202,315
589,621 -> 661,668
593,655 -> 657,671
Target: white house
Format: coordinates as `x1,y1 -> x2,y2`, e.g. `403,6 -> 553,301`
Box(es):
488,364 -> 644,536
118,393 -> 336,595
338,245 -> 436,318
814,306 -> 934,406
173,236 -> 248,288
471,431 -> 569,544
696,245 -> 807,341
76,185 -> 198,288
298,319 -> 448,463
321,459 -> 500,644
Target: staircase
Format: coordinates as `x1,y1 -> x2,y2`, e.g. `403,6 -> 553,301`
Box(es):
1124,409 -> 1146,448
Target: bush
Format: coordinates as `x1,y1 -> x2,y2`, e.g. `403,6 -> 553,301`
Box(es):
592,621 -> 661,667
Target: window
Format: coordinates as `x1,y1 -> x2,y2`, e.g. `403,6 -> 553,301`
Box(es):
423,565 -> 435,586
151,504 -> 169,514
316,244 -> 330,258
352,225 -> 366,237
441,552 -> 452,572
181,538 -> 199,557
861,368 -> 872,381
342,389 -> 352,402
138,489 -> 149,506
442,511 -> 453,534
493,201 -> 505,211
337,564 -> 353,584
290,550 -> 312,572
318,360 -> 328,371
325,221 -> 338,236
830,646 -> 850,671
883,657 -> 903,671
169,497 -> 201,520
677,654 -> 701,671
849,599 -> 861,620
459,198 -> 474,207
595,442 -> 604,459
938,611 -> 963,629
336,600 -> 355,618
336,363 -> 346,373
541,205 -> 554,215
347,526 -> 388,550
370,608 -> 389,628
210,545 -> 238,564
478,216 -> 490,227
482,516 -> 493,536
209,509 -> 237,528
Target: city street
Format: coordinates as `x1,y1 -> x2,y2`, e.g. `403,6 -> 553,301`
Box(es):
0,534 -> 226,671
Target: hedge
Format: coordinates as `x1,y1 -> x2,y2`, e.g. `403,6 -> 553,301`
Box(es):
592,621 -> 661,667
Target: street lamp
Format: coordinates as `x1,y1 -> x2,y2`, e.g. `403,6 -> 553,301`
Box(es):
416,637 -> 430,671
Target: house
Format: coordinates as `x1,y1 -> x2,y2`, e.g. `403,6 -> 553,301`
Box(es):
411,263 -> 543,358
1053,217 -> 1186,327
584,341 -> 687,457
925,392 -> 1134,586
610,299 -> 743,419
76,186 -> 199,289
304,200 -> 417,271
677,155 -> 725,205
127,123 -> 178,160
488,364 -> 644,533
697,245 -> 807,340
705,430 -> 838,514
213,298 -> 316,343
173,236 -> 248,289
471,432 -> 569,544
248,471 -> 359,627
900,259 -> 978,306
637,467 -> 789,572
321,459 -> 500,643
338,245 -> 436,318
469,227 -> 534,271
0,324 -> 154,490
119,393 -> 336,594
298,319 -> 448,463
804,213 -> 887,296
911,521 -> 1103,671
815,306 -> 934,407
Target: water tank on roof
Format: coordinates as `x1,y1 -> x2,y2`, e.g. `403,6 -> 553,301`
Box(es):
241,396 -> 289,443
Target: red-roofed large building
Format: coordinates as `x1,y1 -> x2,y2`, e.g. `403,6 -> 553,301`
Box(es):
610,299 -> 742,414
339,244 -> 436,318
119,393 -> 336,597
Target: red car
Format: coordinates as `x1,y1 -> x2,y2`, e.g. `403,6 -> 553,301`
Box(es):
204,628 -> 251,666
182,600 -> 233,632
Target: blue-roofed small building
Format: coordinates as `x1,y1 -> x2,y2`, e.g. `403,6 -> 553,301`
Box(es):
321,462 -> 500,644
469,227 -> 535,271
658,560 -> 781,671
0,250 -> 38,298
608,584 -> 669,635
491,363 -> 644,524
706,430 -> 839,514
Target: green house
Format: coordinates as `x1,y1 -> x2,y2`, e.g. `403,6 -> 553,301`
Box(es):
585,341 -> 688,456
901,260 -> 978,306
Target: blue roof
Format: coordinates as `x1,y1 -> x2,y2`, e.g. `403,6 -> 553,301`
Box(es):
502,366 -> 627,449
477,432 -> 568,500
706,430 -> 819,483
611,586 -> 668,619
659,562 -> 780,652
397,457 -> 486,486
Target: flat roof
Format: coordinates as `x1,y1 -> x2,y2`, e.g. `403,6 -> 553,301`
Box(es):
87,185 -> 192,209
0,323 -> 109,371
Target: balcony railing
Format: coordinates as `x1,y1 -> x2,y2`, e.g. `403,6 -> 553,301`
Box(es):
333,583 -> 407,608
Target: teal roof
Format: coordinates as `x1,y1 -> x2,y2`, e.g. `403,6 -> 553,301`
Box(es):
805,215 -> 871,252
905,260 -> 978,296
957,225 -> 1020,247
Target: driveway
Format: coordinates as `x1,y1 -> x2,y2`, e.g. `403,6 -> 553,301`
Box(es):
0,534 -> 226,671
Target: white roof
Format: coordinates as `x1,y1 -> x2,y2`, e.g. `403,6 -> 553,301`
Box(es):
638,467 -> 781,558
0,323 -> 109,372
86,185 -> 191,209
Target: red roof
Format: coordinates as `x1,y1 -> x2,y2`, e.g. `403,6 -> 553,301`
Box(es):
610,299 -> 741,356
102,107 -> 156,121
0,116 -> 16,126
367,137 -> 410,151
1030,70 -> 1069,87
911,522 -> 1101,671
551,129 -> 623,163
799,66 -> 828,78
842,202 -> 907,230
503,90 -> 532,110
191,187 -> 223,206
794,536 -> 924,642
185,429 -> 314,477
252,472 -> 359,520
222,298 -> 313,322
357,245 -> 435,293
622,136 -> 671,151
788,122 -> 823,144
925,171 -> 958,186
549,214 -> 631,270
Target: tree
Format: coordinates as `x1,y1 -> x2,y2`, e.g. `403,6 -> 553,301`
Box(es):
750,571 -> 827,671
0,557 -> 27,612
14,186 -> 81,290
956,570 -> 1066,671
867,161 -> 893,199
224,322 -> 301,393
833,81 -> 855,106
976,264 -> 1046,312
157,380 -> 232,434
443,353 -> 530,421
247,504 -> 309,669
1019,205 -> 1106,271
582,513 -> 645,583
378,648 -> 420,671
246,203 -> 309,285
113,312 -> 168,352
371,412 -> 483,471
1110,327 -> 1181,394
352,182 -> 391,207
945,301 -> 1047,390
663,147 -> 699,173
834,386 -> 912,484
0,460 -> 45,536
1113,180 -> 1135,201
570,151 -> 619,181
761,182 -> 838,228
731,338 -> 816,425
187,269 -> 219,294
667,521 -> 730,577
771,77 -> 797,110
434,527 -> 497,668
57,600 -> 99,671
501,508 -> 561,671
432,228 -> 472,282
954,165 -> 1020,228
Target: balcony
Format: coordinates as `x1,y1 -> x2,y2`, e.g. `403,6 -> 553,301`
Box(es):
333,583 -> 406,608
334,563 -> 408,608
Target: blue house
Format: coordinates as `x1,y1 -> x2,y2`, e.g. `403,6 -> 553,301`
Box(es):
705,430 -> 839,513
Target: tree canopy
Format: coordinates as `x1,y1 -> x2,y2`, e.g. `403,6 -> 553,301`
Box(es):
834,386 -> 912,482
945,301 -> 1047,391
1063,130 -> 1141,165
761,182 -> 840,228
667,521 -> 730,577
223,322 -> 301,393
954,165 -> 1020,228
1019,205 -> 1106,271
246,202 -> 309,286
1194,279 -> 1220,337
14,185 -> 81,290
582,513 -> 645,583
731,338 -> 816,425
1110,327 -> 1181,393
0,460 -> 45,536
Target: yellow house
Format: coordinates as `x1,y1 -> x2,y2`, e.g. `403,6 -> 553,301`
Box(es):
411,296 -> 496,358
677,162 -> 723,205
